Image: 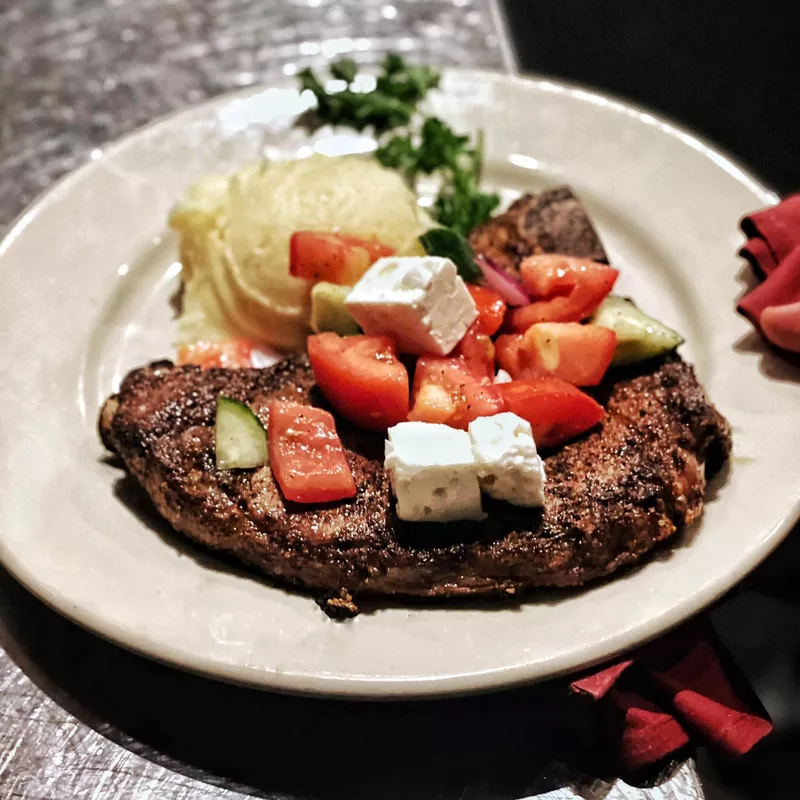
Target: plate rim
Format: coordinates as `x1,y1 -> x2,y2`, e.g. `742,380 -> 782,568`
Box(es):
1,67 -> 797,699
0,66 -> 781,245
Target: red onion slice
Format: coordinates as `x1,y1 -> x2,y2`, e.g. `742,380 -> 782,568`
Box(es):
475,255 -> 532,307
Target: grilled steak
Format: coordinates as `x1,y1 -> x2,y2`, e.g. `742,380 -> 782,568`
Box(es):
99,185 -> 730,614
100,355 -> 730,614
469,186 -> 609,274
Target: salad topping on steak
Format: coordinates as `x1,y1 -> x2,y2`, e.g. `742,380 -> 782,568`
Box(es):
101,186 -> 731,615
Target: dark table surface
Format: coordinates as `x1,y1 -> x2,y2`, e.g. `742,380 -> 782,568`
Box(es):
505,0 -> 800,195
2,2 -> 800,798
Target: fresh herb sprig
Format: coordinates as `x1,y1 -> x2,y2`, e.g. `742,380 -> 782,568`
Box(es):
298,55 -> 500,238
419,228 -> 481,282
298,56 -> 439,134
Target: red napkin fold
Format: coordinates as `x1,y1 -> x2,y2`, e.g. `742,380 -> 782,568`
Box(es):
569,620 -> 772,773
738,193 -> 800,353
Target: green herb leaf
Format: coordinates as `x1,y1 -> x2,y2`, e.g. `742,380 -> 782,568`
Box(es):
298,66 -> 327,98
419,229 -> 482,283
382,53 -> 406,76
329,58 -> 359,84
376,64 -> 440,106
375,134 -> 417,176
352,92 -> 413,133
297,59 -> 424,134
415,117 -> 470,174
433,187 -> 501,238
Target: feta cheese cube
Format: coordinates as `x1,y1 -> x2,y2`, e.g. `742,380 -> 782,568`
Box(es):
468,413 -> 546,507
385,422 -> 484,522
346,256 -> 477,355
494,369 -> 512,384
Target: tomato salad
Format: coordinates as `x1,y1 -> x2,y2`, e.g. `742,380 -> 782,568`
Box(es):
177,229 -> 686,509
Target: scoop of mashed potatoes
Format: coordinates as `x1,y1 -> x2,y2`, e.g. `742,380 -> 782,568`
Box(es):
169,155 -> 434,351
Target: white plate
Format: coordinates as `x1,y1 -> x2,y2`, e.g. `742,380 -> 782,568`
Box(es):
1,69 -> 799,698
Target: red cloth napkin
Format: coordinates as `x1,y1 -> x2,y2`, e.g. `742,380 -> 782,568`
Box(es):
738,194 -> 800,352
569,620 -> 772,773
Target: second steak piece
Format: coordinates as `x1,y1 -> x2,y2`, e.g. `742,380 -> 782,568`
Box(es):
469,186 -> 608,276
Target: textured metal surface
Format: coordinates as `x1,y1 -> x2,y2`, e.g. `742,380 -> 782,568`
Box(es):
0,1 -> 704,798
524,761 -> 704,799
0,0 -> 514,228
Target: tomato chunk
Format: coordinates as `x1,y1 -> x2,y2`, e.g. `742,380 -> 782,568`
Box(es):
508,255 -> 619,330
177,338 -> 254,369
497,378 -> 604,449
452,321 -> 496,380
268,402 -> 356,503
514,323 -> 617,386
307,333 -> 409,431
290,232 -> 395,285
466,284 -> 507,336
496,333 -> 537,379
409,356 -> 505,429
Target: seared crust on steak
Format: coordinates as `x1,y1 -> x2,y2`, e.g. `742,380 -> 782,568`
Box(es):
100,355 -> 730,610
469,186 -> 609,275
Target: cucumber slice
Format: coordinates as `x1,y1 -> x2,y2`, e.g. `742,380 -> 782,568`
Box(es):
591,296 -> 684,365
310,282 -> 360,336
215,396 -> 268,469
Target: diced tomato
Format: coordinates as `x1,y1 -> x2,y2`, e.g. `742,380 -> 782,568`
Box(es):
497,378 -> 605,449
452,321 -> 496,380
495,333 -> 538,379
307,333 -> 409,431
289,232 -> 395,285
268,402 -> 356,503
507,255 -> 619,330
409,356 -> 505,429
466,284 -> 507,336
177,338 -> 254,369
516,323 -> 617,386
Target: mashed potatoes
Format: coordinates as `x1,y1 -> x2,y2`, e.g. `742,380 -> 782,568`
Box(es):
169,155 -> 435,351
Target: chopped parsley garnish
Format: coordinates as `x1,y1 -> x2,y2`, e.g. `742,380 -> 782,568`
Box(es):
298,55 -> 500,238
419,228 -> 481,283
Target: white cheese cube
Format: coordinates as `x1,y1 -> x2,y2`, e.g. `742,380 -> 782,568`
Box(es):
494,369 -> 512,384
385,422 -> 485,523
468,413 -> 546,508
346,256 -> 478,355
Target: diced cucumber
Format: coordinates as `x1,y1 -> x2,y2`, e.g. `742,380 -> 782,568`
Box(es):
310,282 -> 360,336
215,396 -> 268,469
591,296 -> 684,365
